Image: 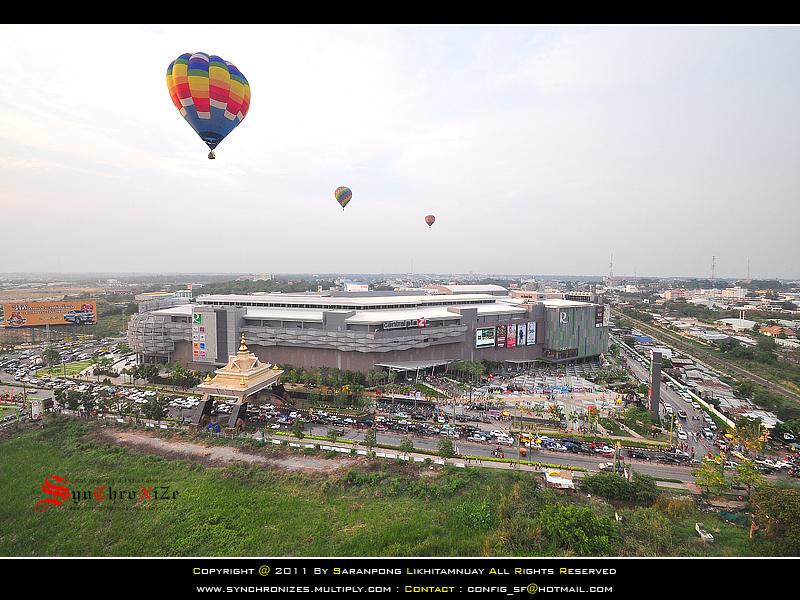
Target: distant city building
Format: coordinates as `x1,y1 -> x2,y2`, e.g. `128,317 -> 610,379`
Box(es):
134,291 -> 176,302
760,325 -> 797,338
428,284 -> 508,296
662,289 -> 687,300
715,318 -> 757,332
722,286 -> 747,300
343,282 -> 370,293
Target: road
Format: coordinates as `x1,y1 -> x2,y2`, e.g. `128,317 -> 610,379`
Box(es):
297,422 -> 700,482
618,346 -> 713,458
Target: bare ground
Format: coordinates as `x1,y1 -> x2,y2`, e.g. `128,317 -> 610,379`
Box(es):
101,429 -> 358,473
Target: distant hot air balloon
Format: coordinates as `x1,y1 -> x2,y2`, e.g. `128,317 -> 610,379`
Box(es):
425,215 -> 436,228
166,52 -> 251,159
335,186 -> 352,210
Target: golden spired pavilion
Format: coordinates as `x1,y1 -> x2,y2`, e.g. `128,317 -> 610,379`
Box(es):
196,333 -> 284,406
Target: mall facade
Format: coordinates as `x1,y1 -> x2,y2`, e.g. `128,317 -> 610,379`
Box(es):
127,287 -> 609,374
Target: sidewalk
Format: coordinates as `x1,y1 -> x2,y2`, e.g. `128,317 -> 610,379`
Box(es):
249,430 -> 561,474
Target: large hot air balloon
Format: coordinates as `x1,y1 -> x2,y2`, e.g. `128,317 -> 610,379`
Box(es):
166,52 -> 251,159
425,215 -> 436,228
335,186 -> 352,210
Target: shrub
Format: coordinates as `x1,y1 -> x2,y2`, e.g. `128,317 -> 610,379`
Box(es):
536,504 -> 618,555
580,472 -> 660,505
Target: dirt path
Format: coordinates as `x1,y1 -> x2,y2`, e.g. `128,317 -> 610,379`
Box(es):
106,430 -> 357,472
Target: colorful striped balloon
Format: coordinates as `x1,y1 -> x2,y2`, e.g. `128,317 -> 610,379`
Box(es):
335,186 -> 353,210
166,52 -> 251,159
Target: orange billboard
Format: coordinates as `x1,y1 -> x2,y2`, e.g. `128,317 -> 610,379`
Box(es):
1,300 -> 97,328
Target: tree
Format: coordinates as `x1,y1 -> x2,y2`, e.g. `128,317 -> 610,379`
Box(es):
44,346 -> 60,369
692,458 -> 729,495
438,438 -> 455,458
141,395 -> 169,422
734,416 -> 765,452
734,460 -> 765,493
363,428 -> 376,449
291,420 -> 305,439
399,437 -> 414,455
751,485 -> 800,554
66,390 -> 81,411
327,428 -> 339,443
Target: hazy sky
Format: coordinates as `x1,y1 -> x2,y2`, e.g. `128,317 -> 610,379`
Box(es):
2,25 -> 799,278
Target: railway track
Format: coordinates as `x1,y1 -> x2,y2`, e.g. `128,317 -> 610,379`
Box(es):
620,314 -> 800,406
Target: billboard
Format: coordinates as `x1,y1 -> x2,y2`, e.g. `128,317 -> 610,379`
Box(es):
526,321 -> 537,345
191,311 -> 218,362
496,324 -> 507,348
517,323 -> 526,346
1,300 -> 97,328
507,324 -> 517,348
475,327 -> 496,348
595,305 -> 604,328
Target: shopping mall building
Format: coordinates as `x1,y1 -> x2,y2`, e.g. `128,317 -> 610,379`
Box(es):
127,286 -> 609,374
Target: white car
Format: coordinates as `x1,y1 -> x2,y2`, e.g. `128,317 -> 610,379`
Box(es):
677,430 -> 688,441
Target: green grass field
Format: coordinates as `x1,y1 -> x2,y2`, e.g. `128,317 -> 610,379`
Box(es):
0,417 -> 761,557
36,360 -> 93,378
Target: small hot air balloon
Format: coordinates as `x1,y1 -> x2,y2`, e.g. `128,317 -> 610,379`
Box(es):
166,52 -> 251,159
425,215 -> 436,228
335,186 -> 352,210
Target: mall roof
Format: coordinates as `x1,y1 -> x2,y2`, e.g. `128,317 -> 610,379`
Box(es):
540,299 -> 594,308
345,303 -> 526,324
154,300 -> 526,323
243,308 -> 325,322
154,305 -> 193,316
195,293 -> 502,308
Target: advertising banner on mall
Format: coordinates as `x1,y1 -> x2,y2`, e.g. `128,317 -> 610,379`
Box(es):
475,326 -> 496,348
507,324 -> 517,348
517,323 -> 526,346
595,305 -> 605,328
496,324 -> 507,348
526,321 -> 537,345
